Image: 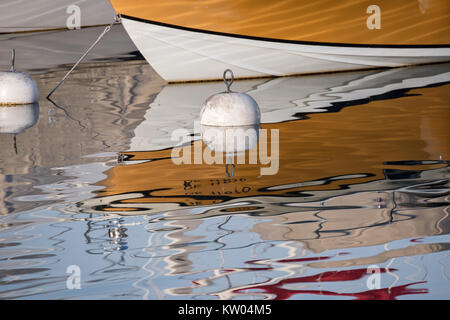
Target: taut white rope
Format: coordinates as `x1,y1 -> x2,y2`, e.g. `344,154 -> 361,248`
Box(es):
47,15 -> 121,99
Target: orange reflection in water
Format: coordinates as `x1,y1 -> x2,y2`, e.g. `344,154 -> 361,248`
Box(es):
93,83 -> 449,212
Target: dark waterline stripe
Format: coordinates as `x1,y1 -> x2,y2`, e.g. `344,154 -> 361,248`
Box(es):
121,14 -> 450,49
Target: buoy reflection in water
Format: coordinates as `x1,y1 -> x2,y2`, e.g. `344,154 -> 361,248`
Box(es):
0,103 -> 39,134
201,124 -> 260,177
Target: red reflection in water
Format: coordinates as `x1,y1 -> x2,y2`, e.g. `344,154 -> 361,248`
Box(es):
285,268 -> 394,283
194,255 -> 428,300
284,281 -> 424,300
234,267 -> 427,300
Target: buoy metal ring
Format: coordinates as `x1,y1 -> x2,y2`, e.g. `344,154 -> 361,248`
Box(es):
223,69 -> 234,93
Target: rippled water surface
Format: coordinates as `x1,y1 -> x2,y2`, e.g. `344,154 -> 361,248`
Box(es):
0,51 -> 449,299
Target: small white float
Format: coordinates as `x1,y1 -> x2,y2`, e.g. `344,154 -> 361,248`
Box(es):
200,69 -> 260,126
0,50 -> 39,105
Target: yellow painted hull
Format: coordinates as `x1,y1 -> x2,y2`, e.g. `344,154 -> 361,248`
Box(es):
110,0 -> 450,45
109,0 -> 450,81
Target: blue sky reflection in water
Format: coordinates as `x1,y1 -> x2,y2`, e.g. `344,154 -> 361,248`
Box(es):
0,47 -> 449,299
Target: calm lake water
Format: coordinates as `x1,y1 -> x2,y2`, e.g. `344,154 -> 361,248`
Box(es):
0,31 -> 449,299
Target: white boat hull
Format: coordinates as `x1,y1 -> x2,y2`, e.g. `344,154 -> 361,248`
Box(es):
122,17 -> 450,82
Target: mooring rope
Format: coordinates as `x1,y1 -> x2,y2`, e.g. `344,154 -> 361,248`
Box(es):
47,15 -> 121,99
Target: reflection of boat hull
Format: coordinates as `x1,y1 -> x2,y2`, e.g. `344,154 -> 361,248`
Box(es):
110,0 -> 450,81
79,71 -> 450,215
129,64 -> 450,152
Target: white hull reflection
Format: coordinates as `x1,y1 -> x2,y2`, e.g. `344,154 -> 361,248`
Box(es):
130,63 -> 450,152
79,63 -> 450,217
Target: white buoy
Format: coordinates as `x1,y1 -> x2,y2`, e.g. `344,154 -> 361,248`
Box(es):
200,69 -> 260,126
0,50 -> 39,105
